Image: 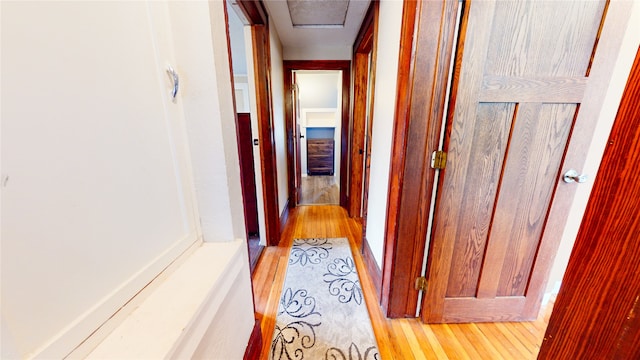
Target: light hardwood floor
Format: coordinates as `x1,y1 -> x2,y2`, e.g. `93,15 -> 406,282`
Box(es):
252,206 -> 552,359
299,175 -> 340,205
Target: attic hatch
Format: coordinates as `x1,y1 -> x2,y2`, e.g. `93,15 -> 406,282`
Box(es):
287,0 -> 349,28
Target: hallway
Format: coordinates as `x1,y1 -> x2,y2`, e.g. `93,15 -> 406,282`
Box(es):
252,206 -> 552,359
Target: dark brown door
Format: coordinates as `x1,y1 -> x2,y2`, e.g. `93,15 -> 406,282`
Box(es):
538,47 -> 640,360
237,113 -> 260,237
422,0 -> 632,323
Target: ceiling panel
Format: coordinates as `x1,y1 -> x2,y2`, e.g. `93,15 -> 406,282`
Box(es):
287,0 -> 349,27
264,0 -> 370,49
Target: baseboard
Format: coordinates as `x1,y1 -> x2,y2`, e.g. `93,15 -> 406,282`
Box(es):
279,199 -> 290,235
47,236 -> 200,359
362,237 -> 383,301
243,318 -> 263,360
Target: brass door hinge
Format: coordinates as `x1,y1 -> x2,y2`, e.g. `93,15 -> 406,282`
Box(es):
431,150 -> 447,169
415,276 -> 428,292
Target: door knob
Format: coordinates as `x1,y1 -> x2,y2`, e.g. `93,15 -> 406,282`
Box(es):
563,169 -> 588,184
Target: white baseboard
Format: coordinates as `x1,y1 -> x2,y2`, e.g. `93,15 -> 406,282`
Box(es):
37,235 -> 200,359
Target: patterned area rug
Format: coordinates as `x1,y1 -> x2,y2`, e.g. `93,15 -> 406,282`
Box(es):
270,237 -> 380,360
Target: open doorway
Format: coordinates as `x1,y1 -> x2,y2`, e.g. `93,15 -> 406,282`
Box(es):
294,70 -> 342,205
284,61 -> 351,210
226,2 -> 263,271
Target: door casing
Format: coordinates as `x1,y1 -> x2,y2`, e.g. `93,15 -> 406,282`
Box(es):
382,0 -> 460,317
284,61 -> 351,209
381,0 -> 635,320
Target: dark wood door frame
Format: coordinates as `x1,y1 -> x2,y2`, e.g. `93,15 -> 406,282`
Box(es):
351,1 -> 379,225
284,60 -> 351,209
233,0 -> 281,247
538,48 -> 640,360
381,0 -> 460,317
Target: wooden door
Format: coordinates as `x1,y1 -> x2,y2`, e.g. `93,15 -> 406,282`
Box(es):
538,46 -> 640,360
422,0 -> 631,323
237,113 -> 260,237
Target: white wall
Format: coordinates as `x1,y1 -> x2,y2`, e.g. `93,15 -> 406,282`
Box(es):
270,25 -> 289,215
171,0 -> 247,243
365,0 -> 404,268
0,1 -> 254,358
296,71 -> 342,178
227,4 -> 248,76
297,71 -> 341,109
284,46 -> 352,61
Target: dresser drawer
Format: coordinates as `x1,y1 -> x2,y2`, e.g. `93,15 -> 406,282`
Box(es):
307,138 -> 334,175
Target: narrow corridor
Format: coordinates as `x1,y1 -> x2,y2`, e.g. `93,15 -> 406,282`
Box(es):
252,206 -> 552,359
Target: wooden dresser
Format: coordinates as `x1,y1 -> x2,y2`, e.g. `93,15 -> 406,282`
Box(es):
307,138 -> 334,175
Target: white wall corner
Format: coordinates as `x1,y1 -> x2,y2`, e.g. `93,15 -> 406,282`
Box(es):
283,45 -> 352,61
365,0 -> 404,268
206,1 -> 248,242
269,23 -> 289,215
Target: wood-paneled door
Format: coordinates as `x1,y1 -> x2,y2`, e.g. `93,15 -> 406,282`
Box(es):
422,0 -> 633,323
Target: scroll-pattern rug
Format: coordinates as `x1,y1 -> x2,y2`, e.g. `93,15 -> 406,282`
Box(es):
270,237 -> 380,360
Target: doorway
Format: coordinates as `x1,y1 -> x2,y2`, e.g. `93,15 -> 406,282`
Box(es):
284,61 -> 351,210
294,70 -> 342,206
226,1 -> 263,271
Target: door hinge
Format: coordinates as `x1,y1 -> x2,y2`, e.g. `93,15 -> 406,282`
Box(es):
431,150 -> 447,169
415,276 -> 428,292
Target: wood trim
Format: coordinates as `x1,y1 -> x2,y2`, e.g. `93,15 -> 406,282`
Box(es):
359,2 -> 379,239
283,60 -> 351,210
236,0 -> 268,25
349,1 -> 379,221
243,318 -> 263,360
362,236 -> 382,301
251,24 -> 280,247
284,69 -> 296,207
539,47 -> 640,360
381,0 -> 460,317
381,0 -> 418,316
353,2 -> 376,55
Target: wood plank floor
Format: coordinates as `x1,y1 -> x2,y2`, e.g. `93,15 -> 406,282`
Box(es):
252,205 -> 552,359
299,175 -> 340,205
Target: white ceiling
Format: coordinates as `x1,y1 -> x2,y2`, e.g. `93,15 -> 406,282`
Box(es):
263,0 -> 371,50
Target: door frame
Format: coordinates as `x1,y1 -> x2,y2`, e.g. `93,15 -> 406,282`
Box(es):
381,0 -> 460,317
351,1 -> 379,225
233,0 -> 281,247
284,60 -> 351,209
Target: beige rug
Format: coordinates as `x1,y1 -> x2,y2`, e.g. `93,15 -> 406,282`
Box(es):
270,237 -> 380,360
